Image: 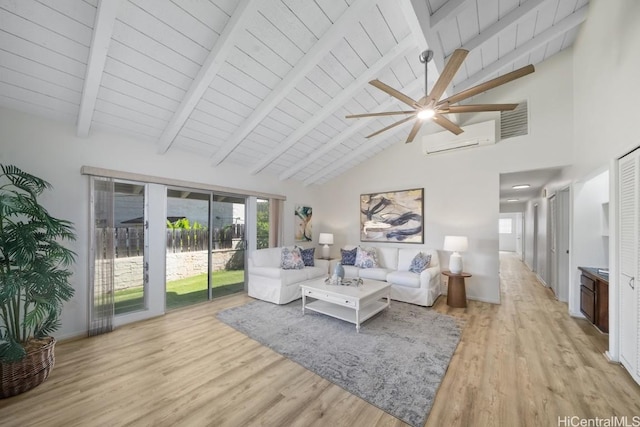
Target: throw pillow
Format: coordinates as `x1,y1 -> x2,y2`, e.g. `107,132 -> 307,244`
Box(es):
281,247 -> 305,270
340,247 -> 357,265
298,246 -> 315,267
409,252 -> 432,273
355,246 -> 379,269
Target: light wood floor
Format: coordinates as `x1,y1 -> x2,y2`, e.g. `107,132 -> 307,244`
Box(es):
1,252 -> 639,426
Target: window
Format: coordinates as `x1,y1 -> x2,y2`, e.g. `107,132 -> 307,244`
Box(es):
499,218 -> 513,234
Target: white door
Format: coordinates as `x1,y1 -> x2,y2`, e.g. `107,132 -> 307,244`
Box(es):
549,195 -> 558,297
618,151 -> 639,379
515,212 -> 524,260
557,188 -> 570,302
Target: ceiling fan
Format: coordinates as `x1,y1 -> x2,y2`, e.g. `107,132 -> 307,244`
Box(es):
346,48 -> 535,143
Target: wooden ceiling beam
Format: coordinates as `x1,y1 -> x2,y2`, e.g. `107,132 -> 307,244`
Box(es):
454,5 -> 588,92
248,36 -> 415,175
156,0 -> 258,154
76,0 -> 121,137
302,119 -> 411,186
209,0 -> 374,166
429,0 -> 472,31
278,77 -> 423,181
444,0 -> 547,60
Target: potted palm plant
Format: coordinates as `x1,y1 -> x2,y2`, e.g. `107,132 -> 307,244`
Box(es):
0,164 -> 76,398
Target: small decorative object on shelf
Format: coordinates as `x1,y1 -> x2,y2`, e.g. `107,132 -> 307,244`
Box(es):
333,262 -> 345,280
324,276 -> 363,287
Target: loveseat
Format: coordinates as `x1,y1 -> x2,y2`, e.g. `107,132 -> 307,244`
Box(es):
247,246 -> 330,304
329,245 -> 441,306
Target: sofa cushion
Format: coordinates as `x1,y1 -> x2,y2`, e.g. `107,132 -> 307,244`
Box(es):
298,247 -> 315,266
355,246 -> 379,268
377,247 -> 398,269
409,252 -> 432,273
359,267 -> 393,281
386,271 -> 421,288
280,268 -> 308,285
340,247 -> 357,265
252,247 -> 281,267
304,266 -> 327,280
281,247 -> 304,270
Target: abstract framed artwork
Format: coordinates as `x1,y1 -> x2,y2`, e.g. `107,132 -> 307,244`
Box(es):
360,188 -> 424,243
294,205 -> 312,242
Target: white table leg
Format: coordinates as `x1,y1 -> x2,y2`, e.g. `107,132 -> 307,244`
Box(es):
356,309 -> 360,333
302,293 -> 306,315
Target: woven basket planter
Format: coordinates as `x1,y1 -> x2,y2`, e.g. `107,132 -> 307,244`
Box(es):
0,337 -> 56,398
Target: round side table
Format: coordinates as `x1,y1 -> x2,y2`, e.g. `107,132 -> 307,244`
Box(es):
442,270 -> 472,308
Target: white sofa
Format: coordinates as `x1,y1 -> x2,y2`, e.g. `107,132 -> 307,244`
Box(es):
330,246 -> 441,306
248,247 -> 330,304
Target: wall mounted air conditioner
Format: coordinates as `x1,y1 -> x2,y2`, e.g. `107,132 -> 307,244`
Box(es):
422,120 -> 496,155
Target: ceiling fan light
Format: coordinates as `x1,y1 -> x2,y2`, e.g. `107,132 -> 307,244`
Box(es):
417,108 -> 435,120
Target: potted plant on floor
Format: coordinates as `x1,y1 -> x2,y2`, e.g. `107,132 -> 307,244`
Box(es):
0,164 -> 76,398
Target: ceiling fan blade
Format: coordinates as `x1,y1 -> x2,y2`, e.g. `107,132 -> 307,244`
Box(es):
366,116 -> 415,138
369,80 -> 419,108
439,64 -> 535,106
433,114 -> 464,135
346,110 -> 417,119
426,49 -> 469,105
439,103 -> 519,113
405,120 -> 424,144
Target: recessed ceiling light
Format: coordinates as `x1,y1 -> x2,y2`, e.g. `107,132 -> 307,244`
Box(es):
512,184 -> 530,189
507,199 -> 519,202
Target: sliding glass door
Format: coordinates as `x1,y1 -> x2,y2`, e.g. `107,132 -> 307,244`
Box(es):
165,189 -> 211,310
165,189 -> 246,310
212,195 -> 246,298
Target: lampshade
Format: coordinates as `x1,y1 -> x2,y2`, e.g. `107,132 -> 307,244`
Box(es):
318,233 -> 334,245
318,233 -> 334,259
443,235 -> 468,253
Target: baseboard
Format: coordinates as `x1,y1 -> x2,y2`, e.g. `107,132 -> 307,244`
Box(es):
535,273 -> 547,286
569,310 -> 585,319
604,351 -> 619,364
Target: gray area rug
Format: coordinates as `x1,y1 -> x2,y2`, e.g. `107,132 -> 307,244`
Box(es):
216,299 -> 462,426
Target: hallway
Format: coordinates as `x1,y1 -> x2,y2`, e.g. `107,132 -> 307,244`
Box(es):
426,251 -> 640,425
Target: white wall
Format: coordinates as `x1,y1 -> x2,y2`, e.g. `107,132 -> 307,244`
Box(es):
316,49 -> 575,304
0,107 -> 322,339
499,213 -> 517,252
570,0 -> 640,362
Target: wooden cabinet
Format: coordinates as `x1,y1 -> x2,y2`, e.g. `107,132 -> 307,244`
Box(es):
578,267 -> 608,333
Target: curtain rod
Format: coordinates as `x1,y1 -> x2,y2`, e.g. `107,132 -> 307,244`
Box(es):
81,166 -> 286,201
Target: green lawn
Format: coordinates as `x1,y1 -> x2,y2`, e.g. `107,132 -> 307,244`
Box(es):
115,270 -> 245,314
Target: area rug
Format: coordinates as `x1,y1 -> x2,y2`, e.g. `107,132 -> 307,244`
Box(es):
216,299 -> 462,426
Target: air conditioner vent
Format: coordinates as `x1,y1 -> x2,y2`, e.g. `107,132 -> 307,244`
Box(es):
422,120 -> 496,155
500,101 -> 528,139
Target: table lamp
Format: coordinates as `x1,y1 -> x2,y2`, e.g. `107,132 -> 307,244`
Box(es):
318,233 -> 334,259
443,235 -> 468,274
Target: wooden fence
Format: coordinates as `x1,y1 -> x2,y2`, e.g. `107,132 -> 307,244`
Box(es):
99,225 -> 245,258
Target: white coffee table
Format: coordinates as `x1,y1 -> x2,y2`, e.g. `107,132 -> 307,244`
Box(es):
300,278 -> 390,332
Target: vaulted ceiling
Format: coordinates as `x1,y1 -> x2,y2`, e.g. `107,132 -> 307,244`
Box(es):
0,0 -> 588,185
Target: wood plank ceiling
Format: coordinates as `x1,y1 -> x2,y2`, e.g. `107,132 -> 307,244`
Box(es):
0,0 -> 588,185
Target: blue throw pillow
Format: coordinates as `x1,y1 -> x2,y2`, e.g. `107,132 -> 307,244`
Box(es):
409,252 -> 432,273
281,247 -> 304,270
340,247 -> 357,266
298,247 -> 315,267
